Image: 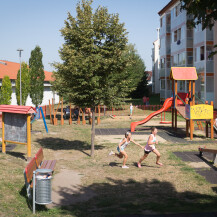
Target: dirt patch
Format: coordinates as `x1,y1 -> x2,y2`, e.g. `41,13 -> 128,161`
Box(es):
188,162 -> 210,168
95,134 -> 167,144
48,169 -> 96,208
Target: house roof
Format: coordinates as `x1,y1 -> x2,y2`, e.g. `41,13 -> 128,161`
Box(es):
169,67 -> 198,81
0,60 -> 54,81
158,0 -> 178,16
0,105 -> 36,114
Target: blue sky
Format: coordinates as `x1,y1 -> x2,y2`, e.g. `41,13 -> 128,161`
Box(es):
0,0 -> 169,72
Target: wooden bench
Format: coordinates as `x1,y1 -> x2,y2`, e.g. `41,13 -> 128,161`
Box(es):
35,148 -> 56,171
199,147 -> 217,164
24,148 -> 56,200
24,157 -> 37,199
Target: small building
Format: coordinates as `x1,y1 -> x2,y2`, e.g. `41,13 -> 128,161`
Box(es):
0,60 -> 59,106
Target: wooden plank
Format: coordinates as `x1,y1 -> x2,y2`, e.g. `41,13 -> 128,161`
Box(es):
199,148 -> 217,154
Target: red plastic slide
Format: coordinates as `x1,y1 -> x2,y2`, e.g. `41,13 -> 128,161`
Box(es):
131,97 -> 173,132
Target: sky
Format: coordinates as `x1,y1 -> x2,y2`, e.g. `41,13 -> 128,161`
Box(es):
0,0 -> 169,72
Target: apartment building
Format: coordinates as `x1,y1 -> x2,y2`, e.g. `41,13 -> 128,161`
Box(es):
155,0 -> 216,107
151,28 -> 160,94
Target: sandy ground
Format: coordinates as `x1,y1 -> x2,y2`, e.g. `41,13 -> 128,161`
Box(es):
95,134 -> 167,144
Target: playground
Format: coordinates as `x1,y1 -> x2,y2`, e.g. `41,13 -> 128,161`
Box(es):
0,103 -> 217,216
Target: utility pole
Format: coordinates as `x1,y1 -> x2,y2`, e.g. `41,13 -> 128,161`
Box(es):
17,49 -> 23,105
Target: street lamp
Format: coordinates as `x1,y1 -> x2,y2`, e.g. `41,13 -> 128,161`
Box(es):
17,48 -> 23,105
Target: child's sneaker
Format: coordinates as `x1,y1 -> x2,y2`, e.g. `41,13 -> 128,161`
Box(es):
137,162 -> 141,168
109,151 -> 114,156
122,165 -> 129,169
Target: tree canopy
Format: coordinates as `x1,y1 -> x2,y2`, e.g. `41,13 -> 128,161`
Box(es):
29,46 -> 45,107
53,0 -> 130,156
181,0 -> 217,55
16,62 -> 30,105
0,76 -> 12,105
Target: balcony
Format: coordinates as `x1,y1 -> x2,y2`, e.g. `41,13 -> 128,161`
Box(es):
160,68 -> 165,77
166,24 -> 171,33
206,61 -> 214,73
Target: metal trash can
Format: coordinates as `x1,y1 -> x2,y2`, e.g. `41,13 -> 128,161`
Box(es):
35,169 -> 52,205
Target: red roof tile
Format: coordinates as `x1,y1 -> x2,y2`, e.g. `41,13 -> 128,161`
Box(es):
0,60 -> 53,81
0,105 -> 36,114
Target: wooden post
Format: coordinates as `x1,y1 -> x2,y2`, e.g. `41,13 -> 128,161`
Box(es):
69,103 -> 72,125
81,109 -> 86,125
52,98 -> 54,116
211,101 -> 214,139
188,81 -> 192,99
97,105 -> 100,125
172,80 -> 174,128
53,100 -> 60,125
186,120 -> 189,137
190,101 -> 193,140
192,81 -> 195,105
49,100 -> 53,124
27,114 -> 31,159
77,115 -> 80,125
206,121 -> 209,138
2,113 -> 5,154
61,98 -> 64,125
174,78 -> 177,131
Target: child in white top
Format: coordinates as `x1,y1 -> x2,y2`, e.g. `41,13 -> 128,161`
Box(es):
130,104 -> 133,119
109,131 -> 144,169
137,127 -> 163,168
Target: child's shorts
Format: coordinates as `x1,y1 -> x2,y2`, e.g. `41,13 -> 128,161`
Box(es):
117,146 -> 125,153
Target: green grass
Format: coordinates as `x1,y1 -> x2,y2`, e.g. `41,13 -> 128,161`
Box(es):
0,116 -> 217,216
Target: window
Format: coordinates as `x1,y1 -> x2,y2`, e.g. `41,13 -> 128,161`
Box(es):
174,30 -> 177,42
207,46 -> 213,61
160,58 -> 165,69
167,79 -> 172,90
200,46 -> 204,61
161,79 -> 165,90
175,3 -> 181,17
160,18 -> 162,27
177,28 -> 181,41
194,48 -> 197,62
179,81 -> 185,91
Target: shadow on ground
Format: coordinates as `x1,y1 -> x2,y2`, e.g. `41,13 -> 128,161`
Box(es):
38,177 -> 217,217
35,138 -> 104,156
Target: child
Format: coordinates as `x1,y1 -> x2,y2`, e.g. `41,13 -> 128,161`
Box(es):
109,131 -> 144,169
137,127 -> 163,168
130,104 -> 133,119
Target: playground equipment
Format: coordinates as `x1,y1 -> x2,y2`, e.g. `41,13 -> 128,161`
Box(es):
170,67 -> 214,140
31,107 -> 48,133
131,67 -> 214,140
131,97 -> 174,132
0,105 -> 36,159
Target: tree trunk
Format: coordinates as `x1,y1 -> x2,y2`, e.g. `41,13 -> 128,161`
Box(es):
91,109 -> 95,157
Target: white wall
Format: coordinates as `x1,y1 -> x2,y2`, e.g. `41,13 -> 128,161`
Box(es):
10,85 -> 59,106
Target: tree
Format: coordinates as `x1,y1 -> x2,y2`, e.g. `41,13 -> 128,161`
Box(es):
29,46 -> 45,107
181,0 -> 217,55
53,0 -> 130,156
131,71 -> 149,98
0,76 -> 12,105
124,44 -> 147,98
15,62 -> 30,105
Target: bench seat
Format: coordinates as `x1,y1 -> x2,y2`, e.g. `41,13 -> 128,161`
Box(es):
199,147 -> 217,164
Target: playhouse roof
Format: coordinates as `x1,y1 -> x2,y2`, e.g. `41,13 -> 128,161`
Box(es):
169,67 -> 198,81
0,105 -> 36,114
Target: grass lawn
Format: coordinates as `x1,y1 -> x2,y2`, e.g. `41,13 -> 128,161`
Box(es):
0,112 -> 217,216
